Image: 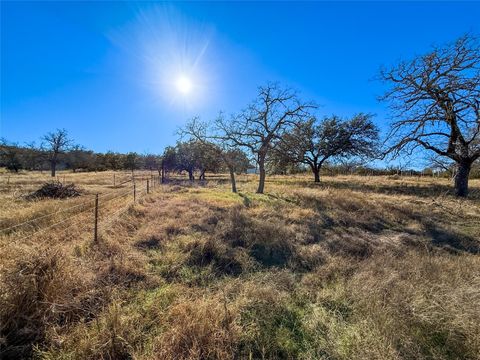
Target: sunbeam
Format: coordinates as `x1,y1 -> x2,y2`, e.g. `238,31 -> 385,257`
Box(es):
109,6 -> 216,110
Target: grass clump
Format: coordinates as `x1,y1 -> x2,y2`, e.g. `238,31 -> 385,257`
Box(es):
0,249 -> 95,359
151,296 -> 238,360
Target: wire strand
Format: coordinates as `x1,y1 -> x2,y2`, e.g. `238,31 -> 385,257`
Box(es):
0,180 -> 158,248
0,186 -> 135,233
0,203 -> 97,248
0,197 -> 96,233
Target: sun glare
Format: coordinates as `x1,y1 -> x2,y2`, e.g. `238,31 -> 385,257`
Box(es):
176,75 -> 192,94
118,7 -> 216,108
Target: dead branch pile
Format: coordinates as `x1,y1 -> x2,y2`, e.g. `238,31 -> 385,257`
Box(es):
26,181 -> 81,200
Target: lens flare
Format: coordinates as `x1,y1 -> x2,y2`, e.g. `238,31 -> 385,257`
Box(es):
176,75 -> 192,94
108,6 -> 217,111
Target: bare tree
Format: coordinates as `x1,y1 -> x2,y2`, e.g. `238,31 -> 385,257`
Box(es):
380,34 -> 480,197
41,129 -> 73,177
181,116 -> 250,193
427,154 -> 455,178
217,83 -> 315,193
277,114 -> 379,182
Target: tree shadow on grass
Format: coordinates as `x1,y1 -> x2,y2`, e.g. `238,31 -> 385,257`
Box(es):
423,222 -> 480,254
296,191 -> 480,255
320,179 -> 456,199
268,177 -> 480,200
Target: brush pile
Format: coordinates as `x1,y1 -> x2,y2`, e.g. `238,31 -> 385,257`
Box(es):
26,181 -> 81,199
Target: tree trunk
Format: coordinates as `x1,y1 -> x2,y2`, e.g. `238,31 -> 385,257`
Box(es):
229,167 -> 237,193
188,169 -> 194,181
454,161 -> 471,197
313,166 -> 320,182
257,157 -> 266,194
50,160 -> 56,177
309,162 -> 321,183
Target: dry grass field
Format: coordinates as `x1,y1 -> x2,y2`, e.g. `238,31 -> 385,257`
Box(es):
1,170 -> 479,359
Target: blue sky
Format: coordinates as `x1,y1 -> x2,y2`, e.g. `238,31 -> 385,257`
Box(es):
1,1 -> 479,157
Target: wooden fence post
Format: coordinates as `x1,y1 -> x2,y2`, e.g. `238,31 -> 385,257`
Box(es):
94,194 -> 99,242
133,183 -> 136,203
113,173 -> 116,187
161,161 -> 165,184
147,179 -> 150,194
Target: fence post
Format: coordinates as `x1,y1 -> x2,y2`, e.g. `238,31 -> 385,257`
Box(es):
161,161 -> 165,184
113,173 -> 116,187
94,194 -> 99,242
133,183 -> 136,203
147,179 -> 150,194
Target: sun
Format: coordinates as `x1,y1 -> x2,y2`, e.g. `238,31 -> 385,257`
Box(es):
176,75 -> 192,94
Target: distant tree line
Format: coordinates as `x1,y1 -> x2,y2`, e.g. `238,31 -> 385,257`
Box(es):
0,132 -> 250,181
0,132 -> 164,175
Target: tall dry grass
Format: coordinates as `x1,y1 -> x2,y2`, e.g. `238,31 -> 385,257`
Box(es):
1,171 -> 479,359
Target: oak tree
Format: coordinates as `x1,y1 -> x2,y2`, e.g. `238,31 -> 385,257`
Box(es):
41,129 -> 73,177
217,83 -> 315,193
380,34 -> 480,197
277,114 -> 379,182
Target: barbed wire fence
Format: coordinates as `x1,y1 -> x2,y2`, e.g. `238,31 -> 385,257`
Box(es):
0,174 -> 163,249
